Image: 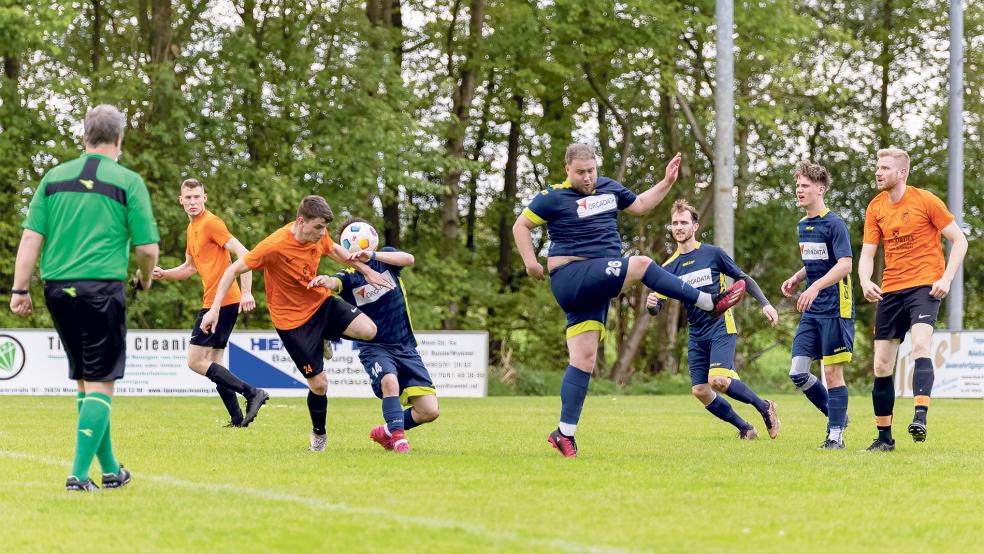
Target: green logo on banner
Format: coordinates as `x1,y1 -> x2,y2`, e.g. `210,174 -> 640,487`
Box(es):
0,335 -> 26,380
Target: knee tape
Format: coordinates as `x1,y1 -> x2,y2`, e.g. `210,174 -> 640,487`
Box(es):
789,356 -> 817,391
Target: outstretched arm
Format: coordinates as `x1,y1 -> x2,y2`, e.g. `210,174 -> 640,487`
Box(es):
353,249 -> 415,267
328,243 -> 394,290
152,253 -> 197,281
623,152 -> 682,216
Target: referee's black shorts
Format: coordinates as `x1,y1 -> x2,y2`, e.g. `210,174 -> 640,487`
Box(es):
44,280 -> 127,382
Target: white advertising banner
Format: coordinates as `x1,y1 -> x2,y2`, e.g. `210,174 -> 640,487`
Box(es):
0,329 -> 488,398
894,331 -> 984,398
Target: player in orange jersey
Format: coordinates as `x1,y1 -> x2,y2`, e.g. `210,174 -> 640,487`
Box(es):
153,179 -> 267,427
202,195 -> 392,451
858,148 -> 967,451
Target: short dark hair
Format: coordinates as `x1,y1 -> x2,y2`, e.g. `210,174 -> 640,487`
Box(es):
181,179 -> 205,193
83,104 -> 125,147
335,216 -> 370,239
297,195 -> 334,222
671,199 -> 699,224
794,160 -> 830,189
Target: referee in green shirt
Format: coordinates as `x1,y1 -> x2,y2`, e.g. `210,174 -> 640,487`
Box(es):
9,105 -> 160,492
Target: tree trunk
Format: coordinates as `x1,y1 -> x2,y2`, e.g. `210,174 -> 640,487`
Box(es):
441,0 -> 485,244
466,72 -> 495,250
498,94 -> 523,289
368,0 -> 404,248
877,0 -> 893,149
92,0 -> 101,74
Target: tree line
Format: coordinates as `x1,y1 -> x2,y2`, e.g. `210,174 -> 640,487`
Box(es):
1,0 -> 981,386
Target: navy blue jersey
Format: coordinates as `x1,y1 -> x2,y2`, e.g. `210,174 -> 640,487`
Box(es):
522,177 -> 637,258
333,246 -> 416,347
658,243 -> 740,340
797,209 -> 854,319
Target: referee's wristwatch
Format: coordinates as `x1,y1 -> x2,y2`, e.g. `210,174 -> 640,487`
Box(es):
10,289 -> 29,295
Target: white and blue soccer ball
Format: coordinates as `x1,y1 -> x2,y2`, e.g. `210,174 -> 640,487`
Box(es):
340,222 -> 379,252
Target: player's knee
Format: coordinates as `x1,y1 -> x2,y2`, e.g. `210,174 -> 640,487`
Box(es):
692,384 -> 712,400
788,356 -> 816,390
709,376 -> 730,392
823,364 -> 842,381
416,402 -> 439,422
187,355 -> 210,375
308,374 -> 328,395
628,255 -> 652,274
379,373 -> 399,396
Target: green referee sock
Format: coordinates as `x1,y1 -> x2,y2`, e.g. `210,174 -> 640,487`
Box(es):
71,393 -> 113,480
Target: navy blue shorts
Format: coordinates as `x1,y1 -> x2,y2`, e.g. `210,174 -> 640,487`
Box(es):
549,257 -> 629,338
359,343 -> 436,404
190,303 -> 239,349
791,316 -> 855,365
688,332 -> 738,386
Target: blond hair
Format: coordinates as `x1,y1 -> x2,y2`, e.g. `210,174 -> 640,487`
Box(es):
877,147 -> 910,172
671,199 -> 699,223
794,160 -> 830,189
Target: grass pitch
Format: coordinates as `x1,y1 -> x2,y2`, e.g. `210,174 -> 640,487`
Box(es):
1,394 -> 982,553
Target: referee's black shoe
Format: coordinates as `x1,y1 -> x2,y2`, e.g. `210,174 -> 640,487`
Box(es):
242,389 -> 270,427
66,476 -> 99,492
102,465 -> 132,489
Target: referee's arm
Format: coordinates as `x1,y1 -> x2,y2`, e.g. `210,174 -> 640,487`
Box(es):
9,229 -> 44,316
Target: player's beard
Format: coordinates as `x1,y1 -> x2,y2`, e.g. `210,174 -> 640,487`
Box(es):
674,229 -> 694,244
876,176 -> 896,192
571,180 -> 596,195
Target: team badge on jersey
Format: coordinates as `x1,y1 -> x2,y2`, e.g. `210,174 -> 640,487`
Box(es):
352,270 -> 396,307
576,194 -> 617,218
799,242 -> 829,261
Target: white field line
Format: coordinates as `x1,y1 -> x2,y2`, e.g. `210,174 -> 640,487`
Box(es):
0,450 -> 646,554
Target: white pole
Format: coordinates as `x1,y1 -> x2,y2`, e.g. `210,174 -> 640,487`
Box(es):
947,0 -> 964,331
714,0 -> 735,257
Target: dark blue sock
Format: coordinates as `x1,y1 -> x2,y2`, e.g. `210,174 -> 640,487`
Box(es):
705,395 -> 750,430
827,385 -> 848,428
724,379 -> 767,413
791,372 -> 828,416
382,396 -> 404,432
307,391 -> 327,435
559,365 -> 591,431
403,407 -> 419,431
642,262 -> 700,304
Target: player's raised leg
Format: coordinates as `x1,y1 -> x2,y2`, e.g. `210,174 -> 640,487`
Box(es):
623,256 -> 744,316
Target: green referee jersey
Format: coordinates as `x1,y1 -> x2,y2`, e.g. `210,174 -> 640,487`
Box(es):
23,153 -> 160,281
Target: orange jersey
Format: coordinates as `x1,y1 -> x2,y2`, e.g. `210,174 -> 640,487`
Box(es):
186,210 -> 241,308
244,223 -> 335,330
863,186 -> 954,293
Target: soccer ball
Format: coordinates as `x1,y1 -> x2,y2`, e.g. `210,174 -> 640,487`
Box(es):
340,222 -> 379,252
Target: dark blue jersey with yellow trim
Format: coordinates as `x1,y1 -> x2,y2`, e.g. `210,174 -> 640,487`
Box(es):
797,209 -> 854,319
522,177 -> 637,258
658,243 -> 740,340
333,246 -> 416,347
